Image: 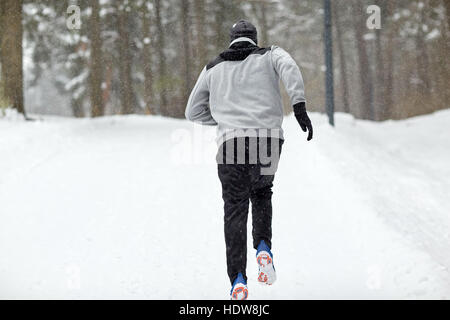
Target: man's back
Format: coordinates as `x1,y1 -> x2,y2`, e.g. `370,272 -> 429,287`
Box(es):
185,37 -> 306,144
207,46 -> 283,133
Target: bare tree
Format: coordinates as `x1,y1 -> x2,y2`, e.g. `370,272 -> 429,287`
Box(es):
193,0 -> 207,69
142,1 -> 154,114
89,0 -> 104,117
117,3 -> 134,114
250,1 -> 269,46
381,0 -> 396,120
180,0 -> 193,106
444,0 -> 450,30
372,1 -> 384,120
352,0 -> 374,120
154,0 -> 168,114
214,0 -> 228,48
332,2 -> 350,113
415,2 -> 431,96
0,0 -> 25,116
0,1 -> 4,106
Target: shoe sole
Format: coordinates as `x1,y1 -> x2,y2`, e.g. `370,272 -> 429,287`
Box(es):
257,251 -> 276,285
231,283 -> 248,300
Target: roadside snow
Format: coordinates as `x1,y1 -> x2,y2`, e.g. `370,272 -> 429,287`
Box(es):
0,110 -> 449,299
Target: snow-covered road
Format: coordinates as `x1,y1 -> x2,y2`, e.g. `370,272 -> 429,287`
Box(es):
1,110 -> 449,299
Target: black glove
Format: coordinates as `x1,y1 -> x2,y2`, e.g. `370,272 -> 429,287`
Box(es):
293,102 -> 313,141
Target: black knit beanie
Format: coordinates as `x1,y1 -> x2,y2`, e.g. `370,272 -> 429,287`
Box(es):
229,20 -> 258,45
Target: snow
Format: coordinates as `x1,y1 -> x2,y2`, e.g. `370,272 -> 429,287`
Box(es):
426,29 -> 440,41
1,110 -> 450,299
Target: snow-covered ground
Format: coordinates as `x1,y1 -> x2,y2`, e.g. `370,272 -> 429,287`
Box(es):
1,110 -> 449,299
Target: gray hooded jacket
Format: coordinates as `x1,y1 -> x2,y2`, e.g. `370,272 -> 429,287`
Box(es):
185,37 -> 306,145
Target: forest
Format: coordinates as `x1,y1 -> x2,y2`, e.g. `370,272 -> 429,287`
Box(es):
0,0 -> 449,121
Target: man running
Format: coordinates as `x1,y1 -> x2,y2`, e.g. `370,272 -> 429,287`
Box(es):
185,20 -> 313,300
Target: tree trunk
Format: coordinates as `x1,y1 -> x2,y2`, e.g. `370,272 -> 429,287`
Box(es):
117,4 -> 134,115
102,59 -> 113,111
352,0 -> 374,120
214,0 -> 243,48
0,0 -> 25,116
0,1 -> 3,66
251,1 -> 269,46
154,0 -> 167,114
415,4 -> 431,96
89,0 -> 104,117
438,0 -> 450,105
154,0 -> 168,115
332,2 -> 350,113
71,96 -> 84,118
194,0 -> 207,68
180,0 -> 192,106
214,0 -> 227,48
383,0 -> 395,119
374,28 -> 385,120
444,0 -> 450,31
0,1 -> 4,105
260,3 -> 268,46
142,2 -> 154,114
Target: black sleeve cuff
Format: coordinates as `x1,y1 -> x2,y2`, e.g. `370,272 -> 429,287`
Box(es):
293,102 -> 306,115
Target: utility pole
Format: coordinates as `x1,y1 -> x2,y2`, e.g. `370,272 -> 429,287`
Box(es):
323,0 -> 335,126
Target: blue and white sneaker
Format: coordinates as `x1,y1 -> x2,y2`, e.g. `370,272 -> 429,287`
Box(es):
230,273 -> 248,300
256,240 -> 276,285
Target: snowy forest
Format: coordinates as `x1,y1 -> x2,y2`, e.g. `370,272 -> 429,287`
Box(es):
0,0 -> 449,120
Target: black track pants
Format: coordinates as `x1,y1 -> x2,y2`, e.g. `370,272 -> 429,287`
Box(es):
217,137 -> 283,284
